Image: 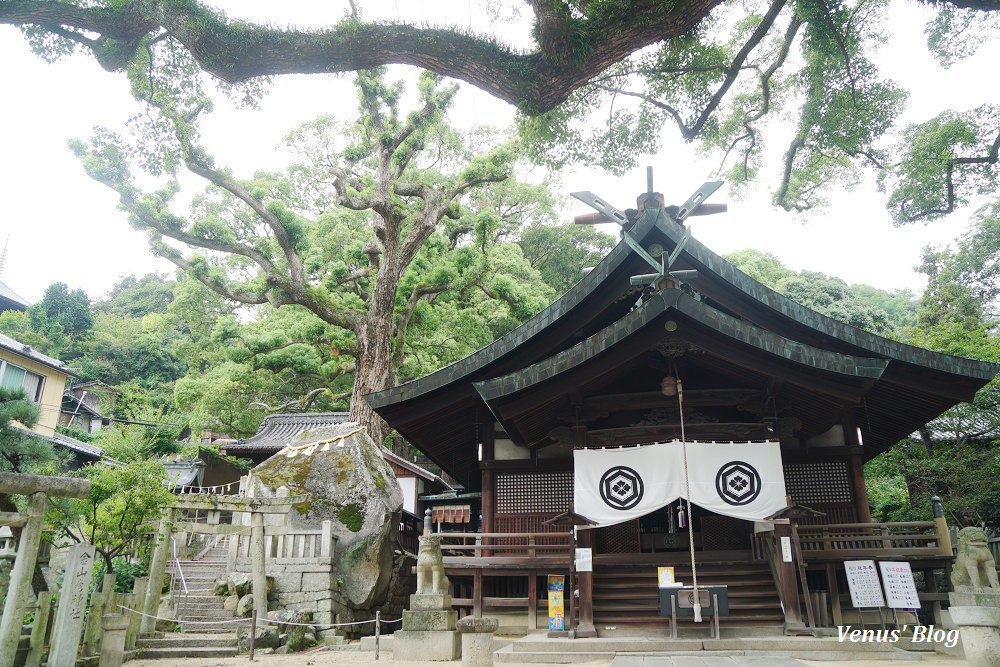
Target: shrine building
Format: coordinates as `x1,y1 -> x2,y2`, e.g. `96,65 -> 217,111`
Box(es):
364,185 -> 998,634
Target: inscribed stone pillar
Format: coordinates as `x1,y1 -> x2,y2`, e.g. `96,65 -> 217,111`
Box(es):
0,491 -> 47,667
141,508 -> 174,634
48,542 -> 96,667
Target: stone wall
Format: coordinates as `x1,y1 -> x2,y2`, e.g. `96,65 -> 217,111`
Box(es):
234,554 -> 349,628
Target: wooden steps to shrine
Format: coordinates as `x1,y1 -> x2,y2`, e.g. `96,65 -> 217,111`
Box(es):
591,562 -> 784,628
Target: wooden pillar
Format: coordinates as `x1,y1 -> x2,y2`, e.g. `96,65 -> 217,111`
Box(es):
826,563 -> 843,627
0,491 -> 47,667
843,417 -> 872,524
251,511 -> 268,617
773,521 -> 803,626
481,469 -> 495,557
141,507 -> 174,634
473,569 -> 483,617
576,528 -> 597,638
527,570 -> 537,630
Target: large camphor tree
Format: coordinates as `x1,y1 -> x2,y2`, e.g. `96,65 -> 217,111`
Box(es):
0,0 -> 997,219
70,66 -> 553,443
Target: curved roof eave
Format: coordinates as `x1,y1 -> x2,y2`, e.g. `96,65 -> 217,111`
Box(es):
473,288 -> 889,403
650,215 -> 999,382
367,207 -> 999,413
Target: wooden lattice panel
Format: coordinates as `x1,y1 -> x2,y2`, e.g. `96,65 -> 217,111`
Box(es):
595,519 -> 640,554
496,472 -> 573,513
793,503 -> 858,526
784,461 -> 851,504
701,515 -> 751,550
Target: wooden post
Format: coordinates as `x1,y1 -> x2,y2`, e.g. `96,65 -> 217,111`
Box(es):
141,508 -> 174,634
473,569 -> 483,617
931,496 -> 952,555
826,563 -> 843,627
0,491 -> 47,667
25,591 -> 52,667
576,528 -> 597,637
481,470 -> 494,557
843,418 -> 872,524
251,512 -> 268,617
527,570 -> 538,630
773,521 -> 803,626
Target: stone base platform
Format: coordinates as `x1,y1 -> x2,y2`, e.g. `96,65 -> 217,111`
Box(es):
393,629 -> 461,661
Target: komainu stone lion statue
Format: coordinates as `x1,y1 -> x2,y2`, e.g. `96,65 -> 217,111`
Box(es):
951,526 -> 1000,591
415,534 -> 449,594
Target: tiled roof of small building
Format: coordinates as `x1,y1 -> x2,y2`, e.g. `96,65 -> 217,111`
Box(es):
0,332 -> 69,374
15,426 -> 105,459
223,412 -> 352,454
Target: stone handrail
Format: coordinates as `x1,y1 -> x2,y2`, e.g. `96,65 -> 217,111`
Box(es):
232,521 -> 337,560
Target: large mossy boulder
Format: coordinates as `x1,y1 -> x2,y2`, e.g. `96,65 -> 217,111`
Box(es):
250,422 -> 403,609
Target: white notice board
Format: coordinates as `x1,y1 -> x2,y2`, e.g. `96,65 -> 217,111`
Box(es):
575,547 -> 593,572
844,560 -> 885,608
879,561 -> 920,609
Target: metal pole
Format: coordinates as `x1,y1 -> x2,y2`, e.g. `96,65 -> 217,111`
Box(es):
375,610 -> 381,660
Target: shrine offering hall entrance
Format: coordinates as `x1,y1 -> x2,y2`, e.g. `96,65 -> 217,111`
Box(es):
588,505 -> 784,629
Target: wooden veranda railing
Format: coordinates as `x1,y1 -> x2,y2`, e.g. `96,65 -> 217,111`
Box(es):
795,521 -> 950,559
437,531 -> 573,623
397,510 -> 421,555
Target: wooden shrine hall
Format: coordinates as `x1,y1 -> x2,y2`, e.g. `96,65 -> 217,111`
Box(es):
365,184 -> 999,634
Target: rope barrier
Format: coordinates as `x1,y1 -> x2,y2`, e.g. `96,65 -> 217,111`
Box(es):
117,605 -> 401,629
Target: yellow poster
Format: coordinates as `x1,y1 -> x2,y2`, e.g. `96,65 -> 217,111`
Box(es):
548,590 -> 565,630
658,567 -> 676,587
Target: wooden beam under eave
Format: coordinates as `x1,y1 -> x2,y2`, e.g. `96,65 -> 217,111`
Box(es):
555,388 -> 764,423
549,422 -> 774,447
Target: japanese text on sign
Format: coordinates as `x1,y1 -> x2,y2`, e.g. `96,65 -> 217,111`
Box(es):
844,560 -> 885,609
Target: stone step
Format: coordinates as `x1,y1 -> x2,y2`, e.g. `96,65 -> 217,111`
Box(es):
137,634 -> 238,648
130,646 -> 239,659
175,621 -> 251,633
500,636 -> 917,658
178,610 -> 236,619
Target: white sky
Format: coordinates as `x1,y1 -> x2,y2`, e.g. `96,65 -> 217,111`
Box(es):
0,1 -> 997,305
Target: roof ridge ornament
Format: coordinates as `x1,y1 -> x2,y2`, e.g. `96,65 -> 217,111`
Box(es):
572,170 -> 727,293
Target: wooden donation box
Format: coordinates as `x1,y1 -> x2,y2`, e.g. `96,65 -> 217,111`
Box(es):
658,585 -> 729,639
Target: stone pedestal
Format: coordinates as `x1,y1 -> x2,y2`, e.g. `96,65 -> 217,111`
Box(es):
457,616 -> 499,667
393,593 -> 461,661
949,590 -> 1000,667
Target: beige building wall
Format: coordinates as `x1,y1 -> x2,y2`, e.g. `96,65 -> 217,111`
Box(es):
0,349 -> 69,437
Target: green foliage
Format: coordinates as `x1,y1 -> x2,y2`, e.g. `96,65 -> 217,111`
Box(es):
0,387 -> 60,477
95,273 -> 177,318
879,106 -> 1000,224
51,459 -> 175,572
518,222 -> 616,294
867,440 -> 1000,528
724,248 -> 906,335
25,282 -> 94,360
925,7 -> 1000,69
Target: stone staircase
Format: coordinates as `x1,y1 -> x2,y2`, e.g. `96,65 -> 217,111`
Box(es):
136,539 -> 243,659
